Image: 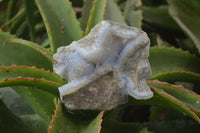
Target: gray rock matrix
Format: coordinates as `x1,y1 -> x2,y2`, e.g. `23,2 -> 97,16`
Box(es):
53,20 -> 153,110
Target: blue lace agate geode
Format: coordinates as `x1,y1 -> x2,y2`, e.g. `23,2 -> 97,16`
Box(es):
53,20 -> 153,110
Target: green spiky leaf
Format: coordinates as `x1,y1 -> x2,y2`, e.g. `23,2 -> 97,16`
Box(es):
80,0 -> 94,31
0,96 -> 24,132
149,47 -> 200,76
129,83 -> 200,123
48,100 -> 104,133
13,86 -> 56,123
0,77 -> 61,95
85,0 -> 107,35
167,0 -> 200,53
35,0 -> 83,53
22,0 -> 35,41
142,6 -> 181,31
104,0 -> 126,24
0,37 -> 53,70
148,80 -> 200,117
0,65 -> 66,84
0,95 -> 47,133
151,71 -> 200,85
124,0 -> 142,28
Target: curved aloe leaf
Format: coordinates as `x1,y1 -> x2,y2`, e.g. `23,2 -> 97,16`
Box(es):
13,86 -> 56,123
20,114 -> 47,133
142,6 -> 181,31
129,86 -> 200,123
80,0 -> 94,31
7,38 -> 52,60
85,0 -> 107,35
0,37 -> 53,70
149,47 -> 200,76
151,87 -> 200,123
124,0 -> 142,28
81,111 -> 104,133
167,0 -> 200,53
0,65 -> 66,84
35,0 -> 83,53
48,100 -> 104,133
0,96 -> 24,132
104,0 -> 126,24
2,8 -> 25,28
22,0 -> 35,41
148,80 -> 200,117
151,71 -> 200,85
9,10 -> 26,34
0,77 -> 61,95
7,0 -> 18,20
0,29 -> 16,42
0,95 -> 48,132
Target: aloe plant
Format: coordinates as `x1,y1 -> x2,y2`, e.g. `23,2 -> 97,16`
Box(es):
1,0 -> 200,132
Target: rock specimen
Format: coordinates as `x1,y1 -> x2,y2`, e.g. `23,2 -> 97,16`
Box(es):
53,20 -> 153,110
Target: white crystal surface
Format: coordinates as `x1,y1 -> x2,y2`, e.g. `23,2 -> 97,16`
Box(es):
53,20 -> 153,110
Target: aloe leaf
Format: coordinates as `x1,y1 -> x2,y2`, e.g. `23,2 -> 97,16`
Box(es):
177,38 -> 199,54
0,65 -> 66,84
149,47 -> 200,76
129,86 -> 200,123
81,111 -> 104,133
0,95 -> 48,132
0,5 -> 7,25
0,37 -> 53,70
167,0 -> 200,53
156,34 -> 171,47
85,0 -> 107,35
151,71 -> 200,85
0,77 -> 61,95
151,87 -> 200,123
0,29 -> 16,41
15,20 -> 29,38
104,0 -> 126,24
48,100 -> 104,133
80,0 -> 94,31
0,86 -> 35,116
20,114 -> 48,133
9,10 -> 26,34
12,86 -> 56,123
22,0 -> 35,41
7,0 -> 20,20
2,8 -> 25,29
124,0 -> 142,28
8,38 -> 52,60
0,96 -> 24,132
142,6 -> 181,31
148,80 -> 200,117
35,0 -> 83,53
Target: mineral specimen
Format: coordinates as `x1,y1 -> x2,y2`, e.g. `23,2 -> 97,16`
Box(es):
53,20 -> 153,110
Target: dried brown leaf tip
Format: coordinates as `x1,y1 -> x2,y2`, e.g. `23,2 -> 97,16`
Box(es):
53,21 -> 153,110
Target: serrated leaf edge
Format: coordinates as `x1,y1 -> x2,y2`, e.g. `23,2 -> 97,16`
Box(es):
3,38 -> 53,62
0,65 -> 65,82
48,99 -> 61,133
98,111 -> 104,133
151,71 -> 200,80
151,86 -> 200,123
